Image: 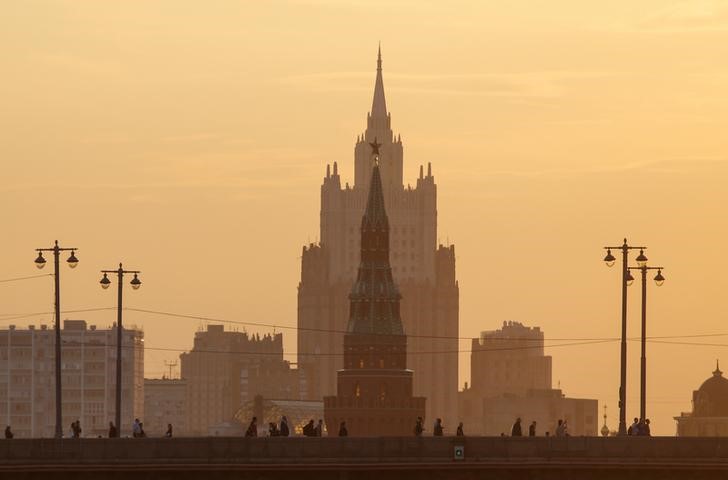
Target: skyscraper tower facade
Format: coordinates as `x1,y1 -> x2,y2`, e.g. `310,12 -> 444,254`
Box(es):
324,158 -> 425,436
298,48 -> 459,429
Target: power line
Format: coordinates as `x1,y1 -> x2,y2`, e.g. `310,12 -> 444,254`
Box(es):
51,337 -> 618,357
5,304 -> 728,345
127,307 -> 728,343
128,307 -> 623,342
0,307 -> 116,323
0,274 -> 53,284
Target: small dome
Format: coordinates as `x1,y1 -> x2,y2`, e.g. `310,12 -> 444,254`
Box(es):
693,361 -> 728,417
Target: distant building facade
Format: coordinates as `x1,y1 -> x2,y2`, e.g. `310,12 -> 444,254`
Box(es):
459,321 -> 597,436
298,47 -> 458,428
324,161 -> 426,437
470,321 -> 552,398
180,325 -> 300,436
143,378 -> 186,437
675,362 -> 728,436
0,320 -> 144,438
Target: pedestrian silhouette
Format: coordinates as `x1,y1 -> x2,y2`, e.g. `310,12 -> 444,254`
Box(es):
456,422 -> 464,437
511,417 -> 522,436
303,419 -> 315,437
556,419 -> 566,437
245,417 -> 258,437
414,417 -> 424,437
433,418 -> 444,436
280,416 -> 290,437
338,421 -> 348,437
628,417 -> 639,436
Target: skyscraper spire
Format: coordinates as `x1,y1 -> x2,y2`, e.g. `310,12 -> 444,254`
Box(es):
347,158 -> 403,336
371,44 -> 387,118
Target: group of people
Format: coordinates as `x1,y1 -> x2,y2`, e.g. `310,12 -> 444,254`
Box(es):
414,417 -> 466,437
628,418 -> 652,436
510,417 -> 569,437
1,420 -> 172,439
69,420 -> 82,438
245,416 -> 329,437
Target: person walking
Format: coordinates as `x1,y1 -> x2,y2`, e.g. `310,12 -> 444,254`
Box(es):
555,419 -> 565,437
643,419 -> 651,436
4,426 -> 13,439
338,421 -> 348,437
165,423 -> 173,438
414,417 -> 424,437
108,422 -> 117,438
280,416 -> 290,437
245,417 -> 258,437
433,418 -> 444,436
511,418 -> 522,437
628,417 -> 639,436
529,421 -> 537,437
132,418 -> 141,438
303,419 -> 315,437
456,422 -> 464,437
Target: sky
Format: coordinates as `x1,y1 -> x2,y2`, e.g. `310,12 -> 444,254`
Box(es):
2,0 -> 728,436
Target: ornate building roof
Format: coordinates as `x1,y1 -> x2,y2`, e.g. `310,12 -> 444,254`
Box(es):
346,160 -> 404,336
693,361 -> 728,417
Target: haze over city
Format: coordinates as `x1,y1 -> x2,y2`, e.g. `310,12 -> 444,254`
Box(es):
3,1 -> 728,438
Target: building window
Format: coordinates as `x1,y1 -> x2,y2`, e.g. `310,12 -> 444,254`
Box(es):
359,359 -> 364,369
355,383 -> 361,397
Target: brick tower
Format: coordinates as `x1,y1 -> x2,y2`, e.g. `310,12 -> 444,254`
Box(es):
323,154 -> 425,436
298,47 -> 458,429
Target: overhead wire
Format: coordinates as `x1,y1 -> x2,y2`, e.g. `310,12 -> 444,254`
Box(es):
0,274 -> 53,284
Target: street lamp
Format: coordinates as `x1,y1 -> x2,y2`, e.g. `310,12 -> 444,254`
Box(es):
34,240 -> 79,438
628,264 -> 665,422
602,238 -> 646,436
99,263 -> 141,437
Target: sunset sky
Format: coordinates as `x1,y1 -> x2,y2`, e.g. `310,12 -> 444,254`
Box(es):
3,1 -> 728,435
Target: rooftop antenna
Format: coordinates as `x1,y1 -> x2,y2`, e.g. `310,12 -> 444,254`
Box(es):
164,360 -> 178,379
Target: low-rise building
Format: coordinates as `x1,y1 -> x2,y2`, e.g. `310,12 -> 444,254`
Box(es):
143,378 -> 186,437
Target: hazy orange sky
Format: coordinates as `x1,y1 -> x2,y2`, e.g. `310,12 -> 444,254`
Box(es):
3,1 -> 728,435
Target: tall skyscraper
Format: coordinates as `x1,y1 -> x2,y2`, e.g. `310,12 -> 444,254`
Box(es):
298,47 -> 459,428
324,158 -> 425,436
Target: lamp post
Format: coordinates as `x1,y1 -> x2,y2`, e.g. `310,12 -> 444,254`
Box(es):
100,263 -> 141,436
34,240 -> 79,438
602,239 -> 646,435
627,263 -> 665,422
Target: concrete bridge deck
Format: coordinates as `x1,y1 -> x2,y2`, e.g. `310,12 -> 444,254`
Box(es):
2,436 -> 728,479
